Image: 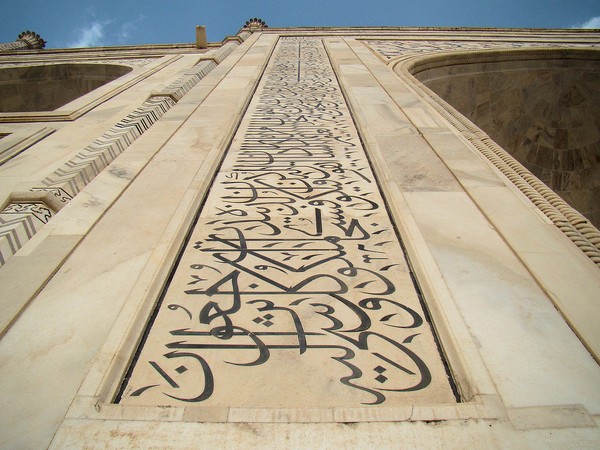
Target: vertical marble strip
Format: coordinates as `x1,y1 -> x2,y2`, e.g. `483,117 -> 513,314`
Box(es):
119,37 -> 455,408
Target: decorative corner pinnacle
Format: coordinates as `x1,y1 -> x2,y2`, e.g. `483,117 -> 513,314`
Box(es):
17,30 -> 46,49
243,18 -> 268,31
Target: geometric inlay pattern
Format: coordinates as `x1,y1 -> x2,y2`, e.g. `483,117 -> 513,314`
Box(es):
0,202 -> 54,265
118,37 -> 456,407
0,211 -> 42,265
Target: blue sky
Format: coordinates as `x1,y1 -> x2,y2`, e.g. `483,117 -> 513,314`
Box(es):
1,0 -> 599,48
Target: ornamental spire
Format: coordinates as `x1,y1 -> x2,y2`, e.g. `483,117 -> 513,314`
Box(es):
0,30 -> 46,52
17,30 -> 46,49
243,18 -> 268,31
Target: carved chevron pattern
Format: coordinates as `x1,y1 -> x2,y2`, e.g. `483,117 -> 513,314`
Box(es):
167,60 -> 218,100
0,211 -> 45,265
41,95 -> 177,196
40,59 -> 223,196
0,41 -> 244,267
212,41 -> 239,63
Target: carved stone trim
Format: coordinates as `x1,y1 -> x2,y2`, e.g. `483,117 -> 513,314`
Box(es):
0,213 -> 39,265
0,41 -> 29,52
0,201 -> 54,265
0,58 -> 159,68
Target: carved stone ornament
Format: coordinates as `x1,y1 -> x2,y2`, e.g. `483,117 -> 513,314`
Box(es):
17,30 -> 46,49
243,18 -> 268,31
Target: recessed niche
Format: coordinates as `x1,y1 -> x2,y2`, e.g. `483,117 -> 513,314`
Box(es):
0,63 -> 133,113
413,52 -> 600,227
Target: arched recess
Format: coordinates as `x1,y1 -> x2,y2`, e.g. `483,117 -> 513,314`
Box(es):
406,49 -> 600,228
0,63 -> 133,112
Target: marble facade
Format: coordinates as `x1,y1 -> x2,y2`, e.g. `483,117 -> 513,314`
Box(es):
0,22 -> 599,449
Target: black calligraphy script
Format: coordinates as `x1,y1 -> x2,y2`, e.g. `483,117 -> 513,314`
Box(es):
119,37 -> 452,407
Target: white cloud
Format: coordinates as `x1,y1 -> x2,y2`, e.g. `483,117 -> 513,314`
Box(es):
117,14 -> 146,44
572,16 -> 600,29
66,15 -> 146,48
68,21 -> 111,48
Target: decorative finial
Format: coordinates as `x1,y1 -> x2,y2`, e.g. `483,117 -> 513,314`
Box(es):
243,18 -> 268,31
17,30 -> 46,49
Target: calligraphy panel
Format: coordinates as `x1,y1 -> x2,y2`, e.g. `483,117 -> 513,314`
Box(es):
118,37 -> 456,408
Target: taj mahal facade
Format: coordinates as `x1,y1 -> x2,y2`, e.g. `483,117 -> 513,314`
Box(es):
0,20 -> 599,448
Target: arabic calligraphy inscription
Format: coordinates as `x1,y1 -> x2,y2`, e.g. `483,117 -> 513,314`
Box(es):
118,37 -> 456,408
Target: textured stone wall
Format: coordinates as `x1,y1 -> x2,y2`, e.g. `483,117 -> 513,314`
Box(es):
0,63 -> 132,112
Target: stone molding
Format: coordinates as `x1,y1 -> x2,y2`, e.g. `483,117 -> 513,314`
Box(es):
0,126 -> 56,165
0,58 -> 159,68
364,39 -> 600,60
392,48 -> 600,267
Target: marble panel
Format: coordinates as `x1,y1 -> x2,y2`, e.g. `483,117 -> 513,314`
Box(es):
49,418 -> 600,449
423,132 -> 506,188
375,134 -> 461,191
403,190 -> 600,413
119,37 -> 456,409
